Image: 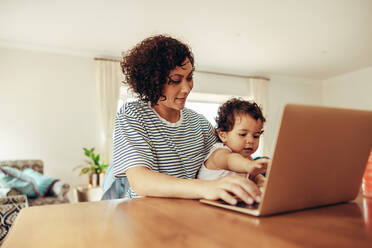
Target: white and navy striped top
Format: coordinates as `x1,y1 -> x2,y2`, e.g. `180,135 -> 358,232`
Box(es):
112,100 -> 217,197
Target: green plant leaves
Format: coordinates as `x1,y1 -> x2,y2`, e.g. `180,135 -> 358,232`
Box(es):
94,154 -> 100,166
74,147 -> 109,176
80,167 -> 90,176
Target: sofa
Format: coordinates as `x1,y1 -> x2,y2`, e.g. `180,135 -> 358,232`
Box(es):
0,160 -> 70,206
0,195 -> 28,246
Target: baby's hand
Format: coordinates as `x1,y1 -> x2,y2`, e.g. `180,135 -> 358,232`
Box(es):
246,158 -> 269,178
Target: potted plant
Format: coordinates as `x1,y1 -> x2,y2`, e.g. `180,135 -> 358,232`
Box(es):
74,147 -> 108,187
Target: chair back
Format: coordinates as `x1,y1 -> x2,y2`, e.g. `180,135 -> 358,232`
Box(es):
0,160 -> 43,174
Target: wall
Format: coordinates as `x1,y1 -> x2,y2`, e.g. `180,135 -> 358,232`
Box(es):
266,75 -> 323,154
322,66 -> 372,111
193,71 -> 250,96
0,47 -> 101,186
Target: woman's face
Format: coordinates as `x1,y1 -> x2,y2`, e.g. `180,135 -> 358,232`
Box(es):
155,58 -> 194,118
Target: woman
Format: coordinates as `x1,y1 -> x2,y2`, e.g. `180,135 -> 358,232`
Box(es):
102,35 -> 261,205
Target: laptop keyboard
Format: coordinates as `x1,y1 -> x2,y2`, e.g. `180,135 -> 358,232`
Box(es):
217,199 -> 260,209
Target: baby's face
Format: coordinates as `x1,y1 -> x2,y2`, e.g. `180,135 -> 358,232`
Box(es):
219,114 -> 263,159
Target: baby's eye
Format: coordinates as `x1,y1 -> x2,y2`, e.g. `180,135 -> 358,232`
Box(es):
253,135 -> 260,139
239,133 -> 246,137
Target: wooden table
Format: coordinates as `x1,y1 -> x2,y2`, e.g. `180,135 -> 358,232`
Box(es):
3,194 -> 372,248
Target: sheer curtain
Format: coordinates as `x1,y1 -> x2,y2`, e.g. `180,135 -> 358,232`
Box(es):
249,77 -> 270,156
95,60 -> 123,164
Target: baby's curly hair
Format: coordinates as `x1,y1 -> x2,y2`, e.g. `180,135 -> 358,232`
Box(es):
121,35 -> 194,106
216,98 -> 266,134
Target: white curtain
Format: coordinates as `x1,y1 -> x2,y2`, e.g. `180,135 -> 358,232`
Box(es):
95,60 -> 123,165
249,78 -> 270,156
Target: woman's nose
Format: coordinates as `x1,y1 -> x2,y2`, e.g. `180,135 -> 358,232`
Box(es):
181,80 -> 193,93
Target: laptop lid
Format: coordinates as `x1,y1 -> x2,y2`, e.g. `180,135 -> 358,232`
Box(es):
201,104 -> 372,216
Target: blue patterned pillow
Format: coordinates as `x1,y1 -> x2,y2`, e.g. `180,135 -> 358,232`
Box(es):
0,166 -> 57,198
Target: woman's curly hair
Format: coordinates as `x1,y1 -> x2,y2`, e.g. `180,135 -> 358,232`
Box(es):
121,35 -> 194,106
216,98 -> 266,133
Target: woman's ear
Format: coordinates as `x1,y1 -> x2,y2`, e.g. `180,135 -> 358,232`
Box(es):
217,129 -> 227,143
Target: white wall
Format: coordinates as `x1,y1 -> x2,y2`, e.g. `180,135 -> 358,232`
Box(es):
0,47 -> 101,186
266,75 -> 323,154
193,71 -> 250,96
322,66 -> 372,111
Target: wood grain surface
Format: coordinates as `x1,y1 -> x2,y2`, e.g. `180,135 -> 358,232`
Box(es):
3,194 -> 372,248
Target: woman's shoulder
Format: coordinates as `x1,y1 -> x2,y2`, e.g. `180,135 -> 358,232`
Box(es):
183,107 -> 213,130
118,100 -> 151,118
183,107 -> 207,122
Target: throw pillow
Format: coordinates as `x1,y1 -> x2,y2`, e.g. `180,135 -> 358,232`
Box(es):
0,166 -> 57,198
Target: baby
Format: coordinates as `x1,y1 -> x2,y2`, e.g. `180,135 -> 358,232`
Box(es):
198,98 -> 269,193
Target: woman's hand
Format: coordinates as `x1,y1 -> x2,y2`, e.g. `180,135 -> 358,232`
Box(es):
200,175 -> 262,206
246,158 -> 269,178
253,174 -> 266,193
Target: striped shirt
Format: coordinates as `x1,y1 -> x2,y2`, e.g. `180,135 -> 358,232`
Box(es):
112,100 -> 216,197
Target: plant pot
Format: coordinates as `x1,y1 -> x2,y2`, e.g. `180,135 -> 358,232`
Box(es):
76,186 -> 103,202
89,173 -> 105,187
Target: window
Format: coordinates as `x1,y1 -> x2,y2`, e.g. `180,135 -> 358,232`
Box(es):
185,101 -> 220,126
186,93 -> 263,158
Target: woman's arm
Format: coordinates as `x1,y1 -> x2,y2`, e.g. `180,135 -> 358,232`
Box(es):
205,149 -> 268,178
126,166 -> 262,205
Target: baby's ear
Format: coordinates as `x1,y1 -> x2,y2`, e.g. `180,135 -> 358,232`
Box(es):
217,129 -> 227,143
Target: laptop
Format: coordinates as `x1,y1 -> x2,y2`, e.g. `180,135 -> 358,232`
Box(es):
200,104 -> 372,216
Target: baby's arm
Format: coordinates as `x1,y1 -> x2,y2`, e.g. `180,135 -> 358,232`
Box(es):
205,149 -> 268,177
